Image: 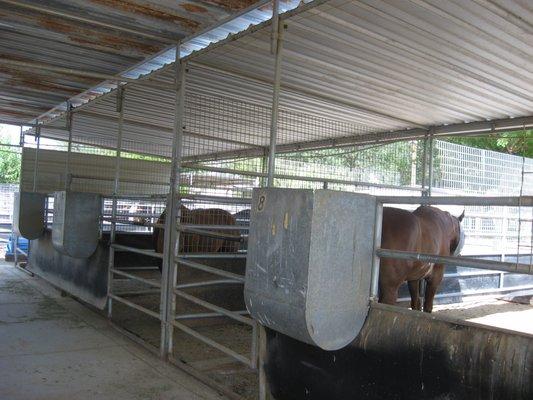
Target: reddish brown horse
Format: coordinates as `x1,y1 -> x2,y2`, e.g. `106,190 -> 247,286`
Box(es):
379,205 -> 464,313
153,205 -> 239,271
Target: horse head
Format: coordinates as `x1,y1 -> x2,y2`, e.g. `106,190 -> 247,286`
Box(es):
450,210 -> 465,256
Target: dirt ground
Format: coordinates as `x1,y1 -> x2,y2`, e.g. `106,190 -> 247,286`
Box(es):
433,295 -> 533,335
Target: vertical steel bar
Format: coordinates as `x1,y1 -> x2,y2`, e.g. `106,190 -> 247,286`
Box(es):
64,102 -> 73,191
107,86 -> 125,319
32,127 -> 40,192
370,202 -> 384,300
270,0 -> 279,55
261,11 -> 285,397
427,128 -> 434,197
266,22 -> 285,187
420,131 -> 429,196
161,46 -> 186,359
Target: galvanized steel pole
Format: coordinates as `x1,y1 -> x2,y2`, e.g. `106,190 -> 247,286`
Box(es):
427,128 -> 434,197
161,46 -> 186,359
32,126 -> 40,192
65,102 -> 73,190
266,21 -> 285,187
370,202 -> 383,300
107,86 -> 125,319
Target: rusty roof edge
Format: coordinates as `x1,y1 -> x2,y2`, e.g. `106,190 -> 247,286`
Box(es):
30,0 -> 288,127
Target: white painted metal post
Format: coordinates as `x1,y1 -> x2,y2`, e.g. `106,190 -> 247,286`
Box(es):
266,20 -> 285,187
107,86 -> 125,319
161,47 -> 186,359
65,102 -> 73,190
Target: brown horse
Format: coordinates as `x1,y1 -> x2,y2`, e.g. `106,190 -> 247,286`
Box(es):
379,205 -> 464,313
153,205 -> 239,271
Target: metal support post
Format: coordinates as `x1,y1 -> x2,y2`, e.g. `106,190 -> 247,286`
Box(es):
107,86 -> 125,319
266,21 -> 286,187
427,128 -> 434,197
65,102 -> 73,190
420,130 -> 428,196
32,126 -> 40,192
160,46 -> 186,359
259,10 -> 286,398
370,202 -> 383,300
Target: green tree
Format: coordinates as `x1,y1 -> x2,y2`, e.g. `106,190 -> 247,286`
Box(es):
0,137 -> 20,183
446,130 -> 533,158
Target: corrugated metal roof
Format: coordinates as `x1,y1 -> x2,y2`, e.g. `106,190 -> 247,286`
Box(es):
0,0 -> 282,125
30,0 -> 533,160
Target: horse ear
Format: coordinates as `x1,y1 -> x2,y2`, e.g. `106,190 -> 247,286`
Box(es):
458,210 -> 465,222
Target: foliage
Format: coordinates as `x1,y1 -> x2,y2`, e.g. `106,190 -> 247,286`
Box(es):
445,130 -> 533,158
0,136 -> 21,183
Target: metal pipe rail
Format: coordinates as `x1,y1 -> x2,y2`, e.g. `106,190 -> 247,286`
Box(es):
110,268 -> 162,288
171,319 -> 254,368
174,289 -> 255,326
111,243 -> 164,259
106,194 -> 168,200
70,174 -> 169,187
178,226 -> 243,242
376,249 -> 532,275
178,253 -> 247,259
175,258 -> 245,282
175,310 -> 249,320
179,194 -> 252,205
175,279 -> 242,289
103,217 -> 165,229
108,294 -> 161,320
179,224 -> 249,230
184,164 -> 423,192
377,195 -> 533,207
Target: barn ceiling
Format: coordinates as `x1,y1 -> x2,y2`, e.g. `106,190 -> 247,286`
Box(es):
0,0 -> 265,125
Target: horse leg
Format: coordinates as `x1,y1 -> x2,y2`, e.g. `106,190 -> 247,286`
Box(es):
378,281 -> 400,305
407,280 -> 422,311
423,264 -> 444,313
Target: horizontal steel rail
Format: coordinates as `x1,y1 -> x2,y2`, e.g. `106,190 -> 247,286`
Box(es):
175,310 -> 249,320
179,224 -> 249,230
110,268 -> 161,288
108,294 -> 161,320
376,249 -> 533,275
171,319 -> 253,367
398,284 -> 533,303
377,195 -> 533,207
175,279 -> 242,289
106,194 -> 168,200
178,253 -> 247,260
174,289 -> 255,326
103,217 -> 165,229
175,258 -> 245,282
178,226 -> 243,241
114,289 -> 161,296
183,164 -> 423,192
70,173 -> 169,187
180,194 -> 252,205
111,243 -> 164,259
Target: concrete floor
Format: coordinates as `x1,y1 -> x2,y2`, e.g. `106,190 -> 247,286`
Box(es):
0,261 -> 225,400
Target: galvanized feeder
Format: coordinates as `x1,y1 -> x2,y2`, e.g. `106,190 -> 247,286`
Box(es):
245,188 -> 378,350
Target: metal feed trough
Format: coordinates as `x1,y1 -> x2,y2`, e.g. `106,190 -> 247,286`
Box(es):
8,0 -> 533,399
